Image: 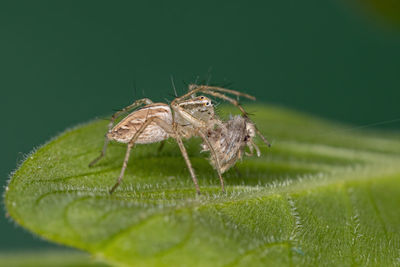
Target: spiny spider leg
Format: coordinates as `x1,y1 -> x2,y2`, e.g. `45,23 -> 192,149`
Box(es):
173,103 -> 208,128
157,140 -> 166,153
187,85 -> 256,100
109,115 -> 202,195
109,98 -> 154,127
203,90 -> 249,116
171,85 -> 254,109
198,130 -> 225,192
89,98 -> 153,167
202,90 -> 271,147
89,136 -> 110,168
174,135 -> 201,195
180,85 -> 272,148
110,116 -> 161,193
110,116 -> 176,194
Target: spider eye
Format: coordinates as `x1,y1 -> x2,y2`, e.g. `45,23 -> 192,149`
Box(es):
200,96 -> 204,99
206,102 -> 210,106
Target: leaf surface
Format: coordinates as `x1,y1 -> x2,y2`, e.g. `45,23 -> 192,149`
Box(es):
5,105 -> 400,266
0,251 -> 109,267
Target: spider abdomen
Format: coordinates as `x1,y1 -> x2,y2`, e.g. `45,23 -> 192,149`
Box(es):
107,103 -> 172,144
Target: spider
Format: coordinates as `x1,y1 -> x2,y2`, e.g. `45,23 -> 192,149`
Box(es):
89,84 -> 270,194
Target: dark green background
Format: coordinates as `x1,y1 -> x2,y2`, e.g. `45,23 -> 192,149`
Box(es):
1,0 -> 399,251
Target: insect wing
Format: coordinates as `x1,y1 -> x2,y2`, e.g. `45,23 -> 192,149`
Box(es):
206,116 -> 248,173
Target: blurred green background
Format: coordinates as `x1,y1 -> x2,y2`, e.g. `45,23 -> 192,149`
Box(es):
1,0 -> 399,252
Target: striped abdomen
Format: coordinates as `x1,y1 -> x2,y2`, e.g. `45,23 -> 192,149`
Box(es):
107,103 -> 172,144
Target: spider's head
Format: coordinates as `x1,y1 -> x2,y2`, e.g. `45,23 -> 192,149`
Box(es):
179,96 -> 213,110
195,96 -> 212,107
188,96 -> 214,123
175,96 -> 215,125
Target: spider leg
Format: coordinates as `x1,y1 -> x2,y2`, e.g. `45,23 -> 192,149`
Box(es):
109,98 -> 154,126
174,135 -> 201,195
171,103 -> 209,128
89,98 -> 153,167
203,90 -> 249,116
179,85 -> 272,148
198,130 -> 225,193
157,140 -> 166,153
254,127 -> 271,148
188,85 -> 256,100
201,90 -> 271,147
108,114 -> 202,195
172,85 -> 255,107
175,84 -> 254,121
174,84 -> 271,147
109,116 -> 171,194
88,137 -> 110,167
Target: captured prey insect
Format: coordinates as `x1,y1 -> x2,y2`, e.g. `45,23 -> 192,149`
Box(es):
201,115 -> 265,174
89,84 -> 270,194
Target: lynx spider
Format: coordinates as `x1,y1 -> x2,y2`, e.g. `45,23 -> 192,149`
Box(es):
89,84 -> 270,194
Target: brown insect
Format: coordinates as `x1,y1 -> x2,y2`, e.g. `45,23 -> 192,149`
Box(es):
89,84 -> 270,194
201,115 -> 265,174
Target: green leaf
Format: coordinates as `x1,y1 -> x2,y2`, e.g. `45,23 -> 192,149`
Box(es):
0,251 -> 109,267
5,105 -> 400,266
